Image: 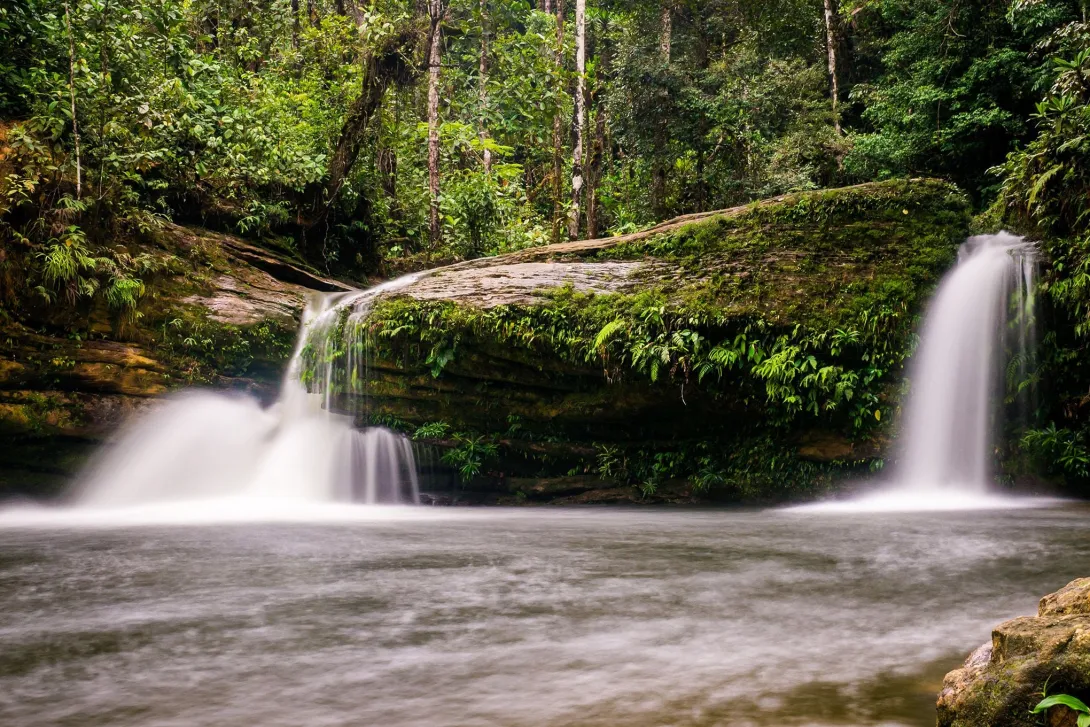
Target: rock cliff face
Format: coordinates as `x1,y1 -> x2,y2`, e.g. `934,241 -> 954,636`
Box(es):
938,578 -> 1090,727
303,178 -> 971,503
0,179 -> 971,503
0,223 -> 346,497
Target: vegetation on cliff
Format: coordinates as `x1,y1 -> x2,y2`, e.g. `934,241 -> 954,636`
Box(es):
297,179 -> 968,501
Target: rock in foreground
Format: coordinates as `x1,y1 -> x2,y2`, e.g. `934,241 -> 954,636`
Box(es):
938,578 -> 1090,727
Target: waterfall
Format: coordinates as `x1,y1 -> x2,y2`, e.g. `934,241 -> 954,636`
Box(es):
896,232 -> 1037,491
791,232 -> 1052,512
72,277 -> 423,509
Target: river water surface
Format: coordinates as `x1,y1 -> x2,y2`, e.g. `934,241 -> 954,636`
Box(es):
1,504 -> 1087,727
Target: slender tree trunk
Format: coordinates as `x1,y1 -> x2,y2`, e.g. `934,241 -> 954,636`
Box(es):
567,0 -> 585,239
478,0 -> 491,172
660,2 -> 671,63
651,1 -> 671,218
586,104 -> 607,239
427,1 -> 444,251
822,0 -> 841,134
551,0 -> 565,242
543,0 -> 552,15
586,22 -> 609,240
64,2 -> 81,199
291,0 -> 300,49
96,0 -> 112,204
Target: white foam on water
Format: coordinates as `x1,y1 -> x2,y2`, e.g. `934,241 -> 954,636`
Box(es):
785,490 -> 1064,514
0,499 -> 472,528
29,275 -> 428,520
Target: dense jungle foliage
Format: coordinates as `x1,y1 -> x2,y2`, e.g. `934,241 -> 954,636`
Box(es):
2,0 -> 1090,493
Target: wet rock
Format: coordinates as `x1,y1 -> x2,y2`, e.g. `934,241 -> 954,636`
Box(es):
797,431 -> 856,462
937,578 -> 1090,727
417,492 -> 454,506
337,179 -> 970,501
0,223 -> 336,497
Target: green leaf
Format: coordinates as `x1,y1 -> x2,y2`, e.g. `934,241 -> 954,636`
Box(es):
1032,695 -> 1090,714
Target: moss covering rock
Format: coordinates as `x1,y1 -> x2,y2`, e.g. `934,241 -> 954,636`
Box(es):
303,178 -> 971,503
0,223 -> 340,497
937,578 -> 1090,727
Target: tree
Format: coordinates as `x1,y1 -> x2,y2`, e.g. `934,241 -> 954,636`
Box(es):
568,0 -> 586,239
551,0 -> 566,241
586,16 -> 610,239
821,0 -> 840,134
427,0 -> 447,251
660,1 -> 671,62
479,0 -> 492,173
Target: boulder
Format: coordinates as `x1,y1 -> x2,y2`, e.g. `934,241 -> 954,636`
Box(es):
937,578 -> 1090,727
308,178 -> 971,502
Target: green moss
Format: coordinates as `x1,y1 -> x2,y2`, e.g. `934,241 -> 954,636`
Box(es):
297,179 -> 969,502
158,311 -> 296,383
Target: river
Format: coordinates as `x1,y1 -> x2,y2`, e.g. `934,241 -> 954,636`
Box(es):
1,504 -> 1087,726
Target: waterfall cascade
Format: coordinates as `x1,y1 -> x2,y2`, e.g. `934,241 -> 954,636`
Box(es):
74,277 -> 422,509
795,231 -> 1047,512
896,232 -> 1037,490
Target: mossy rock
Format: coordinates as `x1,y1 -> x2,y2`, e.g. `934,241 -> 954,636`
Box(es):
937,578 -> 1090,727
0,223 -> 339,497
305,178 -> 971,502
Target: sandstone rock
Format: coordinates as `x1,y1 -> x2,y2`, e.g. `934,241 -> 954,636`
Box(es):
937,578 -> 1090,727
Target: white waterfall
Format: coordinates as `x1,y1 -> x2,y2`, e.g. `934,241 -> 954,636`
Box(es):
72,279 -> 422,509
794,232 -> 1054,512
897,232 -> 1037,490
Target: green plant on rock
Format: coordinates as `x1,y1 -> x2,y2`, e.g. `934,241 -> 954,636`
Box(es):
441,434 -> 499,483
1032,693 -> 1090,726
413,421 -> 451,440
1021,423 -> 1090,479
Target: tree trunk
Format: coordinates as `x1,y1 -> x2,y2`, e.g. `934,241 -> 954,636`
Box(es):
586,102 -> 607,239
479,0 -> 491,172
551,0 -> 565,242
291,0 -> 300,49
319,26 -> 418,225
822,0 -> 841,134
64,2 -> 81,200
427,1 -> 445,251
586,21 -> 609,240
651,1 -> 672,218
567,0 -> 585,240
660,2 -> 671,63
339,0 -> 364,27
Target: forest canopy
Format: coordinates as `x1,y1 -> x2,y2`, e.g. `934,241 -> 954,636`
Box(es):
1,0 -> 1085,275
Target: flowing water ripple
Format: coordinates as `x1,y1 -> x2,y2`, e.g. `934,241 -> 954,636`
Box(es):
0,505 -> 1088,727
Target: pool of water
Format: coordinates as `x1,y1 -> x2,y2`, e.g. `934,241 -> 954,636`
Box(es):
1,504 -> 1087,726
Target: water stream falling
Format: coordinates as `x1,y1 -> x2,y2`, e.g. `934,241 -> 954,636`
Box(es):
72,276 -> 424,509
897,232 -> 1037,490
799,232 -> 1045,512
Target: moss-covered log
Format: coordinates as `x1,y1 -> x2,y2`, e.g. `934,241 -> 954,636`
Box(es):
305,178 -> 971,503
